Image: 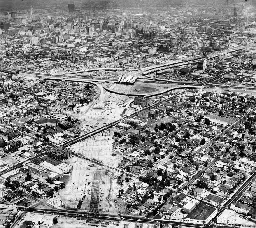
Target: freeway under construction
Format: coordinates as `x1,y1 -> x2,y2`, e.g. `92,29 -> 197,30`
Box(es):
4,45 -> 256,228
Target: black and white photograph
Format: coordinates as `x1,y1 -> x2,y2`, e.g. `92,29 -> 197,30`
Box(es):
1,0 -> 256,227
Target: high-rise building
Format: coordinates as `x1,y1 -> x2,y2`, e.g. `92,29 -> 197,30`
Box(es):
0,22 -> 10,31
68,3 -> 75,13
30,6 -> 33,20
10,12 -> 17,19
234,6 -> 237,18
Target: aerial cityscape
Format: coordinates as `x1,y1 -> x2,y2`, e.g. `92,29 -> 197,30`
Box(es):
1,0 -> 256,227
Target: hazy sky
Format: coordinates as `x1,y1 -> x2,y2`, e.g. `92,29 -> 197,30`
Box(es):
0,0 -> 255,11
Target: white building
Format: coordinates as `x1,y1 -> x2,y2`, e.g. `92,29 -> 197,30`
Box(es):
182,199 -> 199,214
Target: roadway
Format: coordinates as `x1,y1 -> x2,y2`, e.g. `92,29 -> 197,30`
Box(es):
62,85 -> 199,147
43,77 -> 105,115
103,82 -> 199,97
141,46 -> 245,76
2,45 -> 254,227
16,206 -> 206,227
2,81 -> 251,228
0,78 -> 104,177
16,205 -> 256,228
207,171 -> 256,226
61,83 -> 245,221
61,81 -> 248,216
0,153 -> 46,176
149,107 -> 248,217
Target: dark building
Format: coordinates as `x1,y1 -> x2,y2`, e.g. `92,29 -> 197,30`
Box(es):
68,3 -> 75,13
0,22 -> 10,31
10,11 -> 17,19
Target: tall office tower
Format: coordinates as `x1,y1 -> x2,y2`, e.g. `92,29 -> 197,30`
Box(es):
30,6 -> 33,20
10,11 -> 17,19
234,6 -> 238,18
68,3 -> 75,13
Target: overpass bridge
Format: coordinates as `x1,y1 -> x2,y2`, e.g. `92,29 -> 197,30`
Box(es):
61,86 -> 199,147
141,47 -> 245,76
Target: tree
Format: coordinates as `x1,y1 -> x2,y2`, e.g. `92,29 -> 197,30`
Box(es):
4,177 -> 11,188
125,177 -> 130,182
159,123 -> 166,131
133,183 -> 136,191
157,169 -> 162,176
114,131 -> 122,138
52,217 -> 58,225
144,149 -> 150,156
200,138 -> 206,145
25,172 -> 32,182
195,115 -> 204,122
183,131 -> 190,139
227,172 -> 234,177
77,199 -> 83,209
129,134 -> 139,146
46,177 -> 53,184
164,178 -> 171,187
148,160 -> 153,168
10,180 -> 20,190
210,174 -> 217,181
154,146 -> 161,154
204,118 -> 211,126
219,110 -> 224,117
196,180 -> 208,189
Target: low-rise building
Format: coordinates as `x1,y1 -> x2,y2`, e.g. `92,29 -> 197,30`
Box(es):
182,199 -> 199,214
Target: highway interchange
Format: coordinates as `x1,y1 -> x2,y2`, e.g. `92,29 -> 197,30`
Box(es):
2,45 -> 256,227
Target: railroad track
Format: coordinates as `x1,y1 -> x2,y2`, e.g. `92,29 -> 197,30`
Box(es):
16,206 -> 206,227
16,205 -> 256,227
